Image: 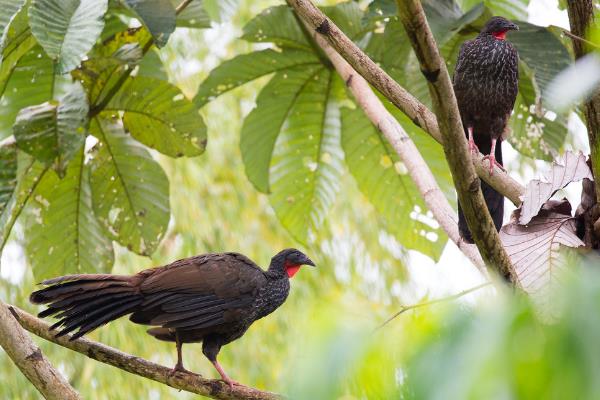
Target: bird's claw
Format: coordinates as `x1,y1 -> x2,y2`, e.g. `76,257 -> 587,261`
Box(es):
468,140 -> 479,155
482,154 -> 504,175
221,378 -> 242,390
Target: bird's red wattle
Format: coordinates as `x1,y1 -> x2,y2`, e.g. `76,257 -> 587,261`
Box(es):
285,262 -> 301,278
492,31 -> 507,40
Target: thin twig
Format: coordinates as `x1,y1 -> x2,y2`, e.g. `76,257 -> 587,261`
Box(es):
175,0 -> 194,15
0,301 -> 80,400
562,30 -> 600,49
9,306 -> 282,400
378,282 -> 492,329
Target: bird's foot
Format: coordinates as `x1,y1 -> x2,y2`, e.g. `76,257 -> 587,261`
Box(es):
482,154 -> 505,175
468,139 -> 479,156
168,363 -> 196,377
220,377 -> 243,390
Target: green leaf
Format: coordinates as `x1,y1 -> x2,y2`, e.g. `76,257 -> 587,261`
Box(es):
0,46 -> 55,139
0,0 -> 26,48
123,0 -> 175,47
105,76 -> 206,157
241,5 -> 311,50
203,0 -> 238,23
0,153 -> 49,252
28,0 -> 108,72
269,69 -> 343,244
24,150 -> 114,279
0,5 -> 37,97
341,107 -> 447,261
13,85 -> 88,173
510,21 -> 572,98
170,0 -> 211,29
194,49 -> 319,107
90,117 -> 169,256
0,142 -> 16,215
241,65 -> 324,193
458,0 -> 529,19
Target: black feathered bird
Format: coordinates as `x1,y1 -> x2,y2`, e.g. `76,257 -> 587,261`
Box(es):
453,16 -> 519,243
30,248 -> 315,387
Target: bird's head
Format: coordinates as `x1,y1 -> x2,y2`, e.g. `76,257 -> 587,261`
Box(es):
270,248 -> 315,278
481,16 -> 519,40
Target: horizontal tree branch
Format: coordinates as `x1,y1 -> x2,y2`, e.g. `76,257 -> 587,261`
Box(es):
8,306 -> 282,400
298,16 -> 485,270
285,0 -> 524,207
0,301 -> 80,400
395,0 -> 516,282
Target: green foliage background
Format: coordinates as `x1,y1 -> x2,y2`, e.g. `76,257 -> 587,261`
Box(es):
0,0 -> 599,398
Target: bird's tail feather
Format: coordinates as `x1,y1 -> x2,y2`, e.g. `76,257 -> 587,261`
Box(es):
30,274 -> 143,340
458,137 -> 504,243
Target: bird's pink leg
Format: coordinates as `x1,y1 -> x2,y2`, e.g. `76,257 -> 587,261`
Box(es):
468,126 -> 478,155
212,360 -> 242,389
481,138 -> 505,175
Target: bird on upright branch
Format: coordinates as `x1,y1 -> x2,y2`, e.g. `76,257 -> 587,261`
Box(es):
453,16 -> 520,243
30,248 -> 315,388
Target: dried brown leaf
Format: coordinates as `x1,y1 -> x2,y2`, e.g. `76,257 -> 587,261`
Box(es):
501,202 -> 584,301
519,151 -> 592,225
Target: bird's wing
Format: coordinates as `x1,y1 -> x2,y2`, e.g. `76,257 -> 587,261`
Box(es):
129,253 -> 266,330
453,39 -> 474,82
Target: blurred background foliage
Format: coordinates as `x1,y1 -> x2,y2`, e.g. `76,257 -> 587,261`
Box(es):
1,0 -> 600,398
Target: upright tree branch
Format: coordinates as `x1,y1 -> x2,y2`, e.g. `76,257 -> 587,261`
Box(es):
0,301 -> 80,400
8,306 -> 281,400
566,1 -> 600,204
285,0 -> 525,207
394,0 -> 516,281
297,16 -> 485,270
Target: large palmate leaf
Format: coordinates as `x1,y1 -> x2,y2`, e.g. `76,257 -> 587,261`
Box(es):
28,0 -> 108,72
0,142 -> 16,216
124,0 -> 175,47
241,5 -> 310,50
269,69 -> 344,244
24,150 -> 114,279
13,85 -> 88,174
194,49 -> 319,107
105,76 -> 206,157
341,107 -> 447,261
90,117 -> 169,256
458,0 -> 529,20
0,46 -> 54,138
519,152 -> 592,225
241,65 -> 324,193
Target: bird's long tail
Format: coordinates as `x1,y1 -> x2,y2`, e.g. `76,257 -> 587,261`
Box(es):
30,274 -> 143,340
458,135 -> 504,244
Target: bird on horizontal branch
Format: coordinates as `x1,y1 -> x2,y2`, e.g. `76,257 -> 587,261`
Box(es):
453,16 -> 520,243
30,248 -> 315,388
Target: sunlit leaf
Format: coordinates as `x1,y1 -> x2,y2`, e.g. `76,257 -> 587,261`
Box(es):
202,0 -> 238,23
194,49 -> 319,107
519,151 -> 592,224
241,65 -> 323,193
13,85 -> 88,174
546,54 -> 600,111
0,0 -> 26,43
28,0 -> 108,72
89,117 -> 169,256
269,69 -> 343,244
25,149 -> 114,279
105,76 -> 206,157
123,0 -> 175,47
241,5 -> 310,50
170,0 -> 211,29
341,106 -> 447,261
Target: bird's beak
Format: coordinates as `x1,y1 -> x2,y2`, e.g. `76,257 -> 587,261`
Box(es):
510,23 -> 519,31
302,257 -> 315,267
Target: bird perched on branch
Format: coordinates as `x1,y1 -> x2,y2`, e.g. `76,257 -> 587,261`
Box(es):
30,248 -> 315,388
453,16 -> 519,243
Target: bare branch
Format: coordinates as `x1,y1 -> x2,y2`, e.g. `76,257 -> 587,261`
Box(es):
8,306 -> 282,400
0,301 -> 80,400
378,282 -> 492,329
394,0 -> 516,282
285,0 -> 524,207
297,16 -> 485,270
